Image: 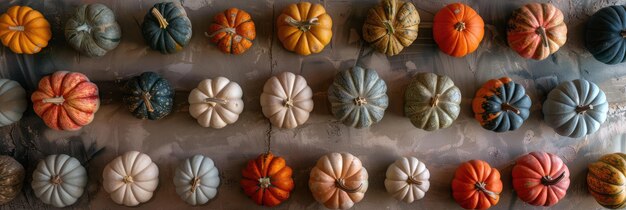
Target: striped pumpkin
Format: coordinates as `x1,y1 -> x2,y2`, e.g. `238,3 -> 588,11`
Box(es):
588,153 -> 626,209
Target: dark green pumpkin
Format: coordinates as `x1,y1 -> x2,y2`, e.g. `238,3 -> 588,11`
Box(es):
141,2 -> 192,54
472,77 -> 531,132
122,72 -> 174,120
65,3 -> 121,57
586,5 -> 626,64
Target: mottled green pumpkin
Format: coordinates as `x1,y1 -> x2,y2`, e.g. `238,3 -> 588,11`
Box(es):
588,153 -> 626,209
328,66 -> 388,128
122,72 -> 174,120
0,156 -> 24,205
65,3 -> 121,57
141,2 -> 192,54
404,73 -> 461,131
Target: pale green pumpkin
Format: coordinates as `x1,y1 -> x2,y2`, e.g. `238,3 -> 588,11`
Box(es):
0,79 -> 27,127
65,3 -> 121,57
174,155 -> 220,205
32,154 -> 87,208
404,73 -> 461,131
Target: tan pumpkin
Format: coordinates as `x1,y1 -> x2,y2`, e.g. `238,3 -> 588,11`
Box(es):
363,0 -> 420,56
277,2 -> 332,55
507,3 -> 567,60
309,152 -> 368,209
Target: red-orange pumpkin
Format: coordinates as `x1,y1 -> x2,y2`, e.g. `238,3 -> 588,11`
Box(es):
31,71 -> 99,130
452,159 -> 502,209
241,152 -> 294,207
207,8 -> 256,55
433,3 -> 484,57
512,151 -> 570,206
507,3 -> 567,60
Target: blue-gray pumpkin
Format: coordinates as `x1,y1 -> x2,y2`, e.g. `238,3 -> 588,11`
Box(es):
543,79 -> 608,138
472,77 -> 531,132
586,5 -> 626,65
141,2 -> 192,54
65,3 -> 121,57
328,66 -> 388,128
122,72 -> 174,120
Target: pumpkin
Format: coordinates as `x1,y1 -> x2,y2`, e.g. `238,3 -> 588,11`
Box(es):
241,152 -> 294,207
543,79 -> 608,138
433,3 -> 484,57
588,153 -> 626,209
188,77 -> 243,128
103,151 -> 159,206
452,159 -> 502,209
122,72 -> 174,120
309,152 -> 368,209
31,154 -> 87,208
507,3 -> 567,60
362,0 -> 420,56
31,71 -> 100,131
512,151 -> 570,206
327,66 -> 388,128
207,8 -> 256,55
0,156 -> 24,205
404,72 -> 461,131
142,2 -> 192,54
0,79 -> 27,127
586,6 -> 626,65
472,77 -> 531,132
174,155 -> 220,206
384,157 -> 430,203
277,2 -> 333,55
65,3 -> 121,57
260,72 -> 313,129
0,5 -> 51,54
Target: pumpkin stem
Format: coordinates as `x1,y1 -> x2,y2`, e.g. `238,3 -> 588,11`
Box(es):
142,92 -> 155,113
258,177 -> 271,188
536,26 -> 549,48
430,94 -> 441,107
541,172 -> 566,186
42,96 -> 65,105
407,175 -> 422,185
475,182 -> 498,199
383,21 -> 395,35
151,7 -> 169,29
76,23 -> 91,33
621,30 -> 626,38
284,16 -> 319,32
123,175 -> 134,184
284,98 -> 294,108
190,176 -> 201,193
205,27 -> 236,38
335,178 -> 363,193
8,26 -> 24,31
50,175 -> 63,185
501,103 -> 521,114
454,22 -> 466,31
204,97 -> 228,105
575,104 -> 594,114
354,97 -> 368,106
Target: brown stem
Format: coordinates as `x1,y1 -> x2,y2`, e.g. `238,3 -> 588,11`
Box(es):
151,8 -> 169,29
475,182 -> 498,199
501,103 -> 521,114
354,97 -> 368,106
335,178 -> 363,193
621,30 -> 626,38
190,177 -> 200,193
430,94 -> 441,107
383,21 -> 395,35
142,92 -> 155,113
407,176 -> 422,185
284,16 -> 319,32
536,26 -> 549,48
454,22 -> 466,31
204,97 -> 228,105
284,98 -> 294,108
50,175 -> 63,185
258,177 -> 271,188
42,96 -> 65,105
541,172 -> 566,186
123,175 -> 134,184
575,104 -> 593,114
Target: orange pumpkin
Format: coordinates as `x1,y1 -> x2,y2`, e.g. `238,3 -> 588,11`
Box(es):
512,151 -> 570,206
207,8 -> 256,55
31,71 -> 100,131
241,152 -> 294,207
277,2 -> 333,55
452,160 -> 502,209
0,6 -> 51,54
433,3 -> 484,57
507,3 -> 567,60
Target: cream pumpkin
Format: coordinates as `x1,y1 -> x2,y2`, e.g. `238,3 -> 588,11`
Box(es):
103,151 -> 159,206
188,77 -> 244,128
384,157 -> 430,203
260,72 -> 313,129
309,152 -> 368,209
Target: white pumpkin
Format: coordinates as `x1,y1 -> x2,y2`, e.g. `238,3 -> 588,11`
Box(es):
260,72 -> 313,129
174,155 -> 220,206
31,154 -> 87,208
384,157 -> 430,203
103,151 -> 159,206
0,79 -> 27,127
188,77 -> 244,128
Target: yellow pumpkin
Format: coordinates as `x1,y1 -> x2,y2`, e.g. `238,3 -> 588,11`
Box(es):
588,153 -> 626,209
0,6 -> 51,54
277,2 -> 332,55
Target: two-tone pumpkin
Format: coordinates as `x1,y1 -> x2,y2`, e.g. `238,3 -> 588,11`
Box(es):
472,77 -> 531,132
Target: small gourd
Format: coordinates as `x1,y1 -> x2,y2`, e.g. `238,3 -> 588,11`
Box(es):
362,0 -> 420,56
404,72 -> 461,131
586,5 -> 626,64
174,155 -> 220,206
122,72 -> 174,120
65,3 -> 121,57
188,77 -> 244,128
587,153 -> 626,209
309,152 -> 368,209
141,2 -> 192,54
0,79 -> 27,127
507,3 -> 567,60
277,2 -> 333,55
0,5 -> 51,54
0,156 -> 25,205
472,77 -> 531,132
103,151 -> 159,206
260,72 -> 313,129
32,154 -> 87,208
384,157 -> 430,203
207,8 -> 256,55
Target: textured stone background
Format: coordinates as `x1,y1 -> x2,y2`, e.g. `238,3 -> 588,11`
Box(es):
1,0 -> 626,209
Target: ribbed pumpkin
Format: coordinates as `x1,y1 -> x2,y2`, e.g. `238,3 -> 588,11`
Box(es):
0,5 -> 51,54
587,153 -> 626,209
586,6 -> 626,64
543,79 -> 608,138
32,154 -> 87,208
404,72 -> 461,131
65,3 -> 121,57
452,160 -> 502,209
207,8 -> 256,55
277,2 -> 333,55
362,0 -> 420,56
103,151 -> 159,206
507,3 -> 567,60
433,3 -> 484,57
0,79 -> 27,127
31,71 -> 100,131
384,157 -> 430,203
122,72 -> 174,120
512,151 -> 570,207
328,66 -> 388,128
309,152 -> 368,209
188,77 -> 244,128
0,156 -> 24,205
472,77 -> 531,132
241,152 -> 294,207
260,72 -> 313,129
174,155 -> 220,206
142,2 -> 192,54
